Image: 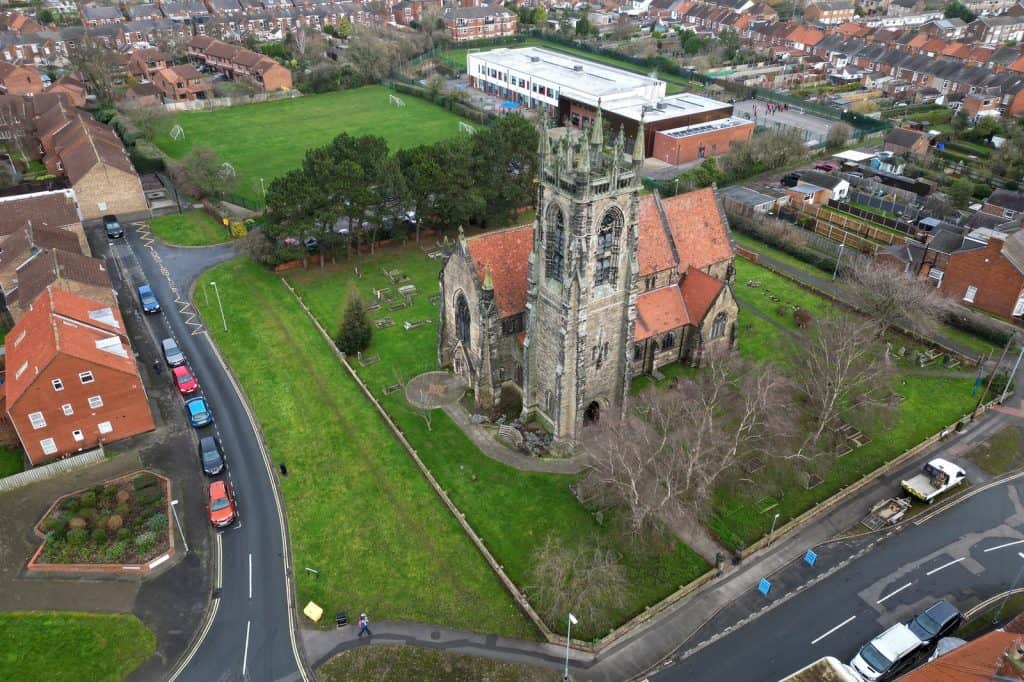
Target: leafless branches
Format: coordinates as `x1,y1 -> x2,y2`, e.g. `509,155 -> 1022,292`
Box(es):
841,260 -> 953,338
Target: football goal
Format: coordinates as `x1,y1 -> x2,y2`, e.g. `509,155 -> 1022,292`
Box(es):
389,94 -> 405,108
169,124 -> 185,141
459,121 -> 476,135
218,162 -> 236,180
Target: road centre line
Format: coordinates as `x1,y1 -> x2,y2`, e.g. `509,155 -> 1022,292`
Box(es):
926,558 -> 965,576
877,582 -> 913,605
812,616 -> 856,645
984,539 -> 1024,552
242,620 -> 251,676
249,553 -> 253,600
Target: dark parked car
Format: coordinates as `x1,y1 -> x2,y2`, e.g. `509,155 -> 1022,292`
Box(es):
908,600 -> 962,645
781,172 -> 801,187
138,284 -> 160,313
198,436 -> 225,476
103,214 -> 123,239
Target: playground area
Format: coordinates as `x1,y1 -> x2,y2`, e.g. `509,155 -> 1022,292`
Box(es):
732,99 -> 836,147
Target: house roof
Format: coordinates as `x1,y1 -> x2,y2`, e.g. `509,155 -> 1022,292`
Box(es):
5,286 -> 133,407
987,189 -> 1024,213
886,127 -> 927,148
167,64 -> 203,79
15,248 -> 110,310
128,81 -> 161,98
1001,231 -> 1024,276
679,265 -> 724,324
796,169 -> 846,190
465,224 -> 533,319
51,114 -> 135,185
635,285 -> 689,340
900,628 -> 1024,681
658,188 -> 734,272
0,190 -> 80,236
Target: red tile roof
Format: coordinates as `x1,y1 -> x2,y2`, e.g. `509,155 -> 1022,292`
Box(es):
680,266 -> 724,324
659,188 -> 733,272
637,194 -> 676,277
635,286 -> 689,341
900,629 -> 1022,681
465,224 -> 533,318
786,25 -> 824,46
1010,53 -> 1024,74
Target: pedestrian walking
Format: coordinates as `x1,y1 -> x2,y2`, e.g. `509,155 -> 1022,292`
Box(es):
358,613 -> 372,637
153,360 -> 162,375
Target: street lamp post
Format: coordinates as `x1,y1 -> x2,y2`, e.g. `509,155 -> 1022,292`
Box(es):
563,613 -> 578,681
832,242 -> 845,281
768,512 -> 781,546
1000,342 -> 1024,404
210,281 -> 227,332
170,499 -> 188,553
674,177 -> 680,196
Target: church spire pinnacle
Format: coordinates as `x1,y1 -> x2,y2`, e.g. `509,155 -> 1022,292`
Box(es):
632,115 -> 645,167
482,263 -> 493,290
591,99 -> 603,148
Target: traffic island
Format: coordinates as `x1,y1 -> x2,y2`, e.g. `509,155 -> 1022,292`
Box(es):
28,470 -> 178,574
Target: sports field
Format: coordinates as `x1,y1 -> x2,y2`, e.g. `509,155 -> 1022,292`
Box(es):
154,85 -> 470,206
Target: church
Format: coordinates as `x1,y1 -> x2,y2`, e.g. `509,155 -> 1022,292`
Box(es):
438,114 -> 739,445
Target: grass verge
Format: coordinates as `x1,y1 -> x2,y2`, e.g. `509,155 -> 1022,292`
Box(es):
194,258 -> 533,638
0,446 -> 24,477
148,211 -> 230,246
318,646 -> 561,681
966,425 -> 1023,476
958,595 -> 1024,640
0,612 -> 154,681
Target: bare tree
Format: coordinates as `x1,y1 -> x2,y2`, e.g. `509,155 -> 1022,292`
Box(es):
124,105 -> 172,142
841,260 -> 953,337
580,360 -> 789,532
826,122 -> 853,150
527,535 -> 628,634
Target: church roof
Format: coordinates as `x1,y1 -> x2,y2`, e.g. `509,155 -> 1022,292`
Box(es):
635,286 -> 690,340
679,266 -> 725,323
660,189 -> 734,273
637,195 -> 677,276
465,224 -> 533,318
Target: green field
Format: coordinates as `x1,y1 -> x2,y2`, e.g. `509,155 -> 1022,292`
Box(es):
0,446 -> 24,477
0,612 -> 154,681
284,246 -> 708,639
319,646 -> 560,681
194,259 -> 533,639
148,211 -> 230,246
154,86 -> 471,205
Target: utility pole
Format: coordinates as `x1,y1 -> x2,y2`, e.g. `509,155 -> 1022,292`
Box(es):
1000,341 -> 1024,404
973,333 -> 1015,420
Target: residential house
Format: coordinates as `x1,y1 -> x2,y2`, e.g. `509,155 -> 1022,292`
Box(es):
4,287 -> 154,466
12,248 -> 113,318
392,0 -> 441,24
47,75 -> 86,107
901,611 -> 1024,681
186,36 -> 292,90
883,127 -> 930,155
804,0 -> 855,26
964,16 -> 1024,45
443,6 -> 517,42
127,48 -> 172,79
945,230 -> 1024,319
123,81 -> 162,106
80,5 -> 125,27
151,64 -> 210,100
796,169 -> 850,200
962,89 -> 1004,120
0,189 -> 85,300
982,189 -> 1024,220
0,11 -> 45,35
0,60 -> 42,95
719,185 -> 788,215
127,3 -> 163,20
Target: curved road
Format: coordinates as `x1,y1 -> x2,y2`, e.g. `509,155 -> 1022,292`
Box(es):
110,223 -> 304,682
653,473 -> 1024,681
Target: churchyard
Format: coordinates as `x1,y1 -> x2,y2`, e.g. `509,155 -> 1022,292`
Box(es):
154,86 -> 472,206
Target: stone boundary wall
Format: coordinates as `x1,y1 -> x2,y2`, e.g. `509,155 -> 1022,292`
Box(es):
0,448 -> 104,493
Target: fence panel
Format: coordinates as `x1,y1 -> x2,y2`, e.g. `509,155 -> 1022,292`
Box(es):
0,448 -> 104,493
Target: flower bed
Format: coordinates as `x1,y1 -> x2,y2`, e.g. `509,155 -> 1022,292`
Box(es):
32,471 -> 172,567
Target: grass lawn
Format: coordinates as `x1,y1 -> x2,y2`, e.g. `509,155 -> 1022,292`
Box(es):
148,211 -> 230,246
0,446 -> 24,477
154,86 -> 470,206
285,245 -> 709,639
319,646 -> 561,681
958,596 -> 1024,640
966,425 -> 1023,476
194,258 -> 533,639
731,233 -> 833,280
0,612 -> 154,681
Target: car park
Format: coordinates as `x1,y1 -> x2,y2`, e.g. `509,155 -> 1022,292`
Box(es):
162,337 -> 185,367
138,284 -> 160,313
103,214 -> 123,239
185,396 -> 213,428
207,480 -> 236,527
908,600 -> 962,645
172,365 -> 199,395
198,436 -> 225,476
851,622 -> 923,680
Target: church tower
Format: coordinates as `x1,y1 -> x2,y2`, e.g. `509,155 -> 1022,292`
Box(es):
523,111 -> 644,446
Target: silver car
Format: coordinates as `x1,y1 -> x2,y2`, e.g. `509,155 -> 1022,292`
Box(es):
162,337 -> 185,367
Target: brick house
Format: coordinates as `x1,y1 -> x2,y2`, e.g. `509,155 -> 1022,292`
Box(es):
186,36 -> 292,90
901,611 -> 1024,681
0,189 -> 86,300
151,64 -> 210,100
981,189 -> 1024,221
123,81 -> 162,106
443,6 -> 517,42
80,5 -> 125,27
11,248 -> 114,320
46,75 -> 87,107
804,0 -> 855,25
127,48 -> 172,80
650,117 -> 754,165
5,286 -> 154,466
883,127 -> 930,155
0,60 -> 43,95
941,231 -> 1024,320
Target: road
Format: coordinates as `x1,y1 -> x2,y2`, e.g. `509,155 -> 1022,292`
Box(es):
653,473 -> 1024,681
106,222 -> 303,682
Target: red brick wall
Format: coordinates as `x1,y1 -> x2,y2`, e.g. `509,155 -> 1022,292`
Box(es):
259,63 -> 292,91
10,355 -> 154,466
650,122 -> 754,165
941,238 -> 1024,320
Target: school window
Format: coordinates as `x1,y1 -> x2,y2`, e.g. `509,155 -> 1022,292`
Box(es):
79,371 -> 94,384
98,421 -> 113,435
52,378 -> 64,391
88,395 -> 103,409
29,412 -> 46,429
40,438 -> 57,455
61,404 -> 73,416
963,286 -> 977,303
72,429 -> 84,442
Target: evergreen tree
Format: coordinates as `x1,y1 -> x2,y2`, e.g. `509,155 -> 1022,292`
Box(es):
336,291 -> 372,354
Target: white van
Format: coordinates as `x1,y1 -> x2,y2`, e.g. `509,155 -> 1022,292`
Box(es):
851,623 -> 922,680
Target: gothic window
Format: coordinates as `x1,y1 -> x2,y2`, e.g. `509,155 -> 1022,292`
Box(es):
501,314 -> 524,336
661,333 -> 675,351
455,293 -> 471,348
546,206 -> 565,282
712,312 -> 728,339
595,208 -> 623,287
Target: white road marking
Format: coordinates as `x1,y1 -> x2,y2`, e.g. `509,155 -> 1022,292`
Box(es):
249,553 -> 253,600
877,582 -> 913,604
242,620 -> 251,676
926,558 -> 965,576
812,616 -> 856,645
983,539 -> 1024,552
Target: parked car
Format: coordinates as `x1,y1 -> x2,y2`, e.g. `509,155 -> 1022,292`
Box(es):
185,396 -> 213,428
138,284 -> 160,313
908,600 -> 962,645
303,236 -> 319,254
815,162 -> 837,172
103,214 -> 123,239
207,480 -> 236,527
172,365 -> 198,395
901,458 -> 966,504
781,172 -> 801,187
851,623 -> 923,680
162,337 -> 185,367
198,436 -> 225,476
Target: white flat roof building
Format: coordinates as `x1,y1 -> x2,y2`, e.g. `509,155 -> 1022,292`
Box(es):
598,92 -> 732,125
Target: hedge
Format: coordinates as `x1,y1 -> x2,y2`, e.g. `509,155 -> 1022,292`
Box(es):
944,309 -> 1015,347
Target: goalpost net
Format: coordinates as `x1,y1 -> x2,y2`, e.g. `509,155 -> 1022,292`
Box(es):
169,124 -> 185,140
389,94 -> 405,108
459,121 -> 476,135
218,162 -> 236,180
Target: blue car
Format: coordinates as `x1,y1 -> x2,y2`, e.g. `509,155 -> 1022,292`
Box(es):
186,396 -> 213,428
138,284 -> 160,313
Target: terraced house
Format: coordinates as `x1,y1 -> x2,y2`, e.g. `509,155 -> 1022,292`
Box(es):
186,35 -> 292,90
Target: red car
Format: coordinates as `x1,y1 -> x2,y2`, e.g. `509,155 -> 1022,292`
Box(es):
207,481 -> 237,528
172,365 -> 198,395
815,162 -> 837,172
